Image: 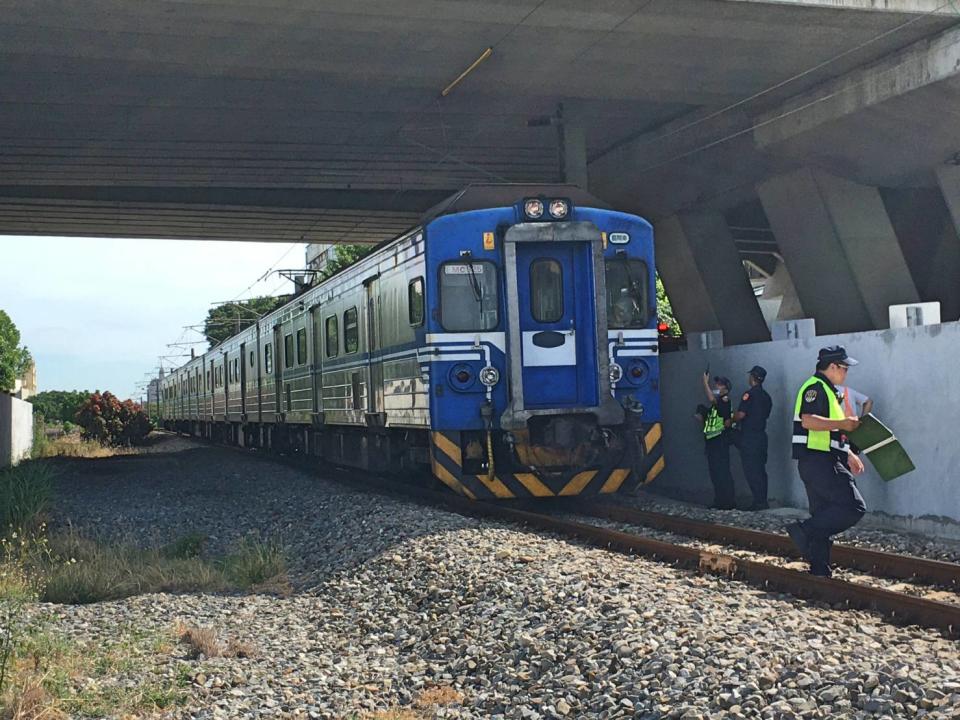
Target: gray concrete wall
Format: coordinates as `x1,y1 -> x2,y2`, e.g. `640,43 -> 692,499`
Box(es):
652,322 -> 960,526
0,393 -> 34,467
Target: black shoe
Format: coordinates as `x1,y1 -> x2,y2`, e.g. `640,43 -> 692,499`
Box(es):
785,522 -> 811,560
810,565 -> 833,578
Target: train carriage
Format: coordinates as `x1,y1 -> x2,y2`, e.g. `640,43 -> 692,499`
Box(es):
159,185 -> 663,499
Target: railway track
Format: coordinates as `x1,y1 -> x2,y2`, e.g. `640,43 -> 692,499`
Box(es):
224,441 -> 960,638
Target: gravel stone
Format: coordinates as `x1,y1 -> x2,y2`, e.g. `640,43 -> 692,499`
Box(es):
27,435 -> 960,719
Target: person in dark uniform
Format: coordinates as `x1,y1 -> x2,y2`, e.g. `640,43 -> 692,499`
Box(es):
735,365 -> 773,510
694,373 -> 734,509
786,346 -> 867,576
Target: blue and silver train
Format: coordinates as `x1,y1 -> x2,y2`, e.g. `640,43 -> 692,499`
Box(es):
158,185 -> 664,500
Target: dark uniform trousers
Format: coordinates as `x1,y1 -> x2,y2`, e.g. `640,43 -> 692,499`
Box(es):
740,430 -> 768,506
797,453 -> 867,574
705,436 -> 735,509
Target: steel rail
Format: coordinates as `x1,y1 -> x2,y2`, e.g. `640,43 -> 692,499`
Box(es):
578,503 -> 960,589
206,440 -> 960,638
445,498 -> 960,638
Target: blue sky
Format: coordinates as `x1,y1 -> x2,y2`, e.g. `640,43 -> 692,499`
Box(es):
0,237 -> 302,400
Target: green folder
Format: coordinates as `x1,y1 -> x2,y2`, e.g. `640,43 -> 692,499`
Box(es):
847,413 -> 915,481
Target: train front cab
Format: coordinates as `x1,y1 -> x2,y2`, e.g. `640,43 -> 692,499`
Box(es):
426,197 -> 663,501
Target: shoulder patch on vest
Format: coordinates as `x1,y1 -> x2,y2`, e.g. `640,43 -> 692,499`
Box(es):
742,393 -> 750,402
804,388 -> 818,403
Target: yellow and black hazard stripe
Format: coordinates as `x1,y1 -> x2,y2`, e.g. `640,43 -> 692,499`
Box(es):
636,422 -> 665,486
429,431 -> 643,500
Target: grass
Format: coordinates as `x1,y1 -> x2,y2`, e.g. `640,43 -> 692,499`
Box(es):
1,623 -> 190,719
32,435 -> 131,460
38,531 -> 288,605
175,623 -> 256,659
0,464 -> 54,534
350,686 -> 466,719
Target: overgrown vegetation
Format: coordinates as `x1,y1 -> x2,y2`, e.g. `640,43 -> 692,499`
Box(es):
27,391 -> 89,426
0,462 -> 286,717
656,273 -> 681,336
203,296 -> 288,348
74,392 -> 152,447
0,310 -> 31,394
0,463 -> 54,535
1,620 -> 190,718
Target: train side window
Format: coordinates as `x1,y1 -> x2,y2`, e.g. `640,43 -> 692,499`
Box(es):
343,308 -> 358,353
439,261 -> 499,331
408,277 -> 424,326
529,259 -> 563,323
249,350 -> 255,367
296,328 -> 307,365
604,258 -> 650,329
284,333 -> 294,369
264,343 -> 273,374
233,358 -> 239,381
325,315 -> 339,358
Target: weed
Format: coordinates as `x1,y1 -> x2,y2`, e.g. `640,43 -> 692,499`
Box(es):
0,464 -> 55,534
175,623 -> 257,660
414,685 -> 464,707
162,533 -> 206,560
220,535 -> 287,588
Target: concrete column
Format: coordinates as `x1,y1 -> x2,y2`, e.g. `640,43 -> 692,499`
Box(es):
758,168 -> 919,334
883,183 -> 960,322
654,211 -> 770,345
562,126 -> 588,189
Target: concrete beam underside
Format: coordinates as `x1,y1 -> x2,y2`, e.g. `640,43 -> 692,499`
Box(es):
758,168 -> 919,334
655,212 -> 771,345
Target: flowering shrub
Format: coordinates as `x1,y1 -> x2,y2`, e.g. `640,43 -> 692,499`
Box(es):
74,392 -> 152,447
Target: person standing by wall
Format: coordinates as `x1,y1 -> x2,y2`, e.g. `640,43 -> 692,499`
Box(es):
786,346 -> 866,577
694,373 -> 734,510
838,385 -> 873,418
735,365 -> 772,510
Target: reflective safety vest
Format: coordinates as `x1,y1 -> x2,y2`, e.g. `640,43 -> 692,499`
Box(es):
792,376 -> 850,458
703,405 -> 725,440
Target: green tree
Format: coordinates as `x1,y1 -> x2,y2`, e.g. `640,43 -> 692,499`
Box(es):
28,390 -> 90,424
0,310 -> 32,392
318,244 -> 374,281
656,274 -> 681,336
203,296 -> 289,349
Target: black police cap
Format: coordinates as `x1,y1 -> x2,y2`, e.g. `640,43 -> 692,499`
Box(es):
818,345 -> 859,366
749,365 -> 767,381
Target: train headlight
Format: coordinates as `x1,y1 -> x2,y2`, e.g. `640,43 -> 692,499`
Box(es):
548,199 -> 569,219
479,366 -> 500,387
524,198 -> 544,219
608,362 -> 623,384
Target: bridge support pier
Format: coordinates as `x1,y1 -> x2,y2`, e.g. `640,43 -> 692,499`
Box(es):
758,168 -> 918,334
654,211 -> 770,345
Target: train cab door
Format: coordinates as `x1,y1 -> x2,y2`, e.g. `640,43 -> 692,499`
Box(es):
514,241 -> 599,408
363,274 -> 385,418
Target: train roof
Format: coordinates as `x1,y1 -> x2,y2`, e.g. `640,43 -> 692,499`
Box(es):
419,183 -> 611,225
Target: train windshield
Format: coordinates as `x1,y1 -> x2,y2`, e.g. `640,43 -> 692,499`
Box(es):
605,258 -> 649,328
440,261 -> 499,331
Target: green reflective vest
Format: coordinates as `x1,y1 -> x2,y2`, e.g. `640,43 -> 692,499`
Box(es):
703,405 -> 725,440
792,376 -> 849,456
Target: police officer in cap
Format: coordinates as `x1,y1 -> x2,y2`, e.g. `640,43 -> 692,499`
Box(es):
786,346 -> 867,576
735,366 -> 772,510
695,372 -> 735,509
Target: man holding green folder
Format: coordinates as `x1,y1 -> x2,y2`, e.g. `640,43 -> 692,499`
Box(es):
785,346 -> 867,577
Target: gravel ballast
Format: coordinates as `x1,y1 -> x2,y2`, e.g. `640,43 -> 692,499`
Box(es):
35,435 -> 960,719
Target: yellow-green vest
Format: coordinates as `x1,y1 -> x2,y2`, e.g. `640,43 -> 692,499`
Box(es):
703,404 -> 725,440
792,376 -> 849,457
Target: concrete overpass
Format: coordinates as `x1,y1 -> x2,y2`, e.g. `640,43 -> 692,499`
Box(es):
2,0 -> 959,332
